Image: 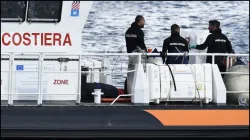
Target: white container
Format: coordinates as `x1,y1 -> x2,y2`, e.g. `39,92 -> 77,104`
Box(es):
146,64 -> 161,101
159,65 -> 171,99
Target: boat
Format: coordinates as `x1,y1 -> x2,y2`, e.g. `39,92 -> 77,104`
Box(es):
1,1 -> 249,138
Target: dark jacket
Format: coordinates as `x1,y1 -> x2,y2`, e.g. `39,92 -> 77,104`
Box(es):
162,31 -> 189,64
125,22 -> 147,53
196,29 -> 233,65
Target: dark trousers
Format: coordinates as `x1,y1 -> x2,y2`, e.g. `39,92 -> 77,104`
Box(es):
206,58 -> 226,78
124,78 -> 127,94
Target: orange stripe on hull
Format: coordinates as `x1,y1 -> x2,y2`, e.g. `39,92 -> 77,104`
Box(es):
145,110 -> 249,126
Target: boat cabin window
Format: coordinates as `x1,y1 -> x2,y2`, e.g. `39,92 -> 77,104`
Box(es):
27,1 -> 62,23
1,1 -> 27,22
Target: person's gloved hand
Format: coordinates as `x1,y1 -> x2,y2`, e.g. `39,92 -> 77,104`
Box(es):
189,44 -> 197,49
183,51 -> 188,58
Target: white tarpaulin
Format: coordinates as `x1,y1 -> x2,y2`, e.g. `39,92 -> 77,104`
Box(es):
180,29 -> 210,64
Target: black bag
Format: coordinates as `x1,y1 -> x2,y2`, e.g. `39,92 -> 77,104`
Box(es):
81,83 -> 119,102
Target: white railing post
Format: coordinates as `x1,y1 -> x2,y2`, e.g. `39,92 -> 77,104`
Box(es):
230,56 -> 233,68
8,53 -> 13,106
38,54 -> 43,106
1,53 -> 12,106
212,54 -> 215,64
226,56 -> 229,71
77,54 -> 82,104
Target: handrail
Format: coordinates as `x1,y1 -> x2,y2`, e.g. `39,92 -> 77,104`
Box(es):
1,52 -> 249,106
2,52 -> 248,57
42,53 -> 82,104
1,53 -> 12,105
11,53 -> 42,106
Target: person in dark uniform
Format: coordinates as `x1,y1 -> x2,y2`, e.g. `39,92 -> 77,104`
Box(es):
162,24 -> 189,64
125,15 -> 147,53
124,15 -> 147,95
190,20 -> 233,72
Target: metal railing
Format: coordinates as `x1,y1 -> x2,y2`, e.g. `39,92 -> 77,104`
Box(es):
1,52 -> 249,106
1,53 -> 12,105
39,53 -> 82,105
12,53 -> 41,105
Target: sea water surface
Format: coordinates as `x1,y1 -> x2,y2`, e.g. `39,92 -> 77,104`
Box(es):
81,1 -> 249,88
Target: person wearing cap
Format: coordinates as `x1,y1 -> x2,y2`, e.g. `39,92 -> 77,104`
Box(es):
125,15 -> 147,53
190,20 -> 233,72
162,24 -> 189,64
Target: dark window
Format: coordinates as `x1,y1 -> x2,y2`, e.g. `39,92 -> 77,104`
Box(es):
27,1 -> 62,23
1,1 -> 27,22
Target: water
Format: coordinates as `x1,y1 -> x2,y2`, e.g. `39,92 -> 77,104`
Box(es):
81,1 -> 249,88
